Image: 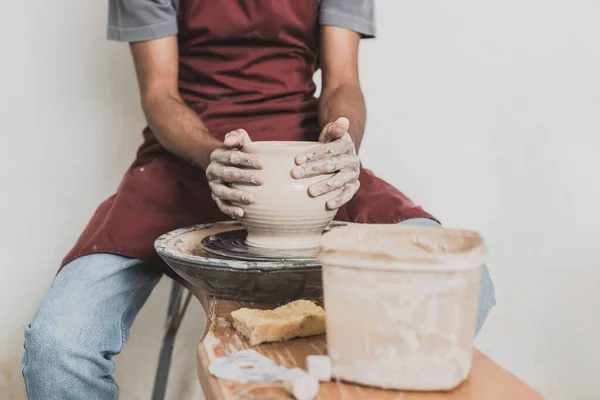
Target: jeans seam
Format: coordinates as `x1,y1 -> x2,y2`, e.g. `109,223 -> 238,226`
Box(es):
22,325 -> 32,400
119,284 -> 146,351
100,284 -> 148,395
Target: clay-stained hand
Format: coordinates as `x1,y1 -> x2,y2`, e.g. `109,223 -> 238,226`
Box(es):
206,129 -> 263,219
292,117 -> 360,210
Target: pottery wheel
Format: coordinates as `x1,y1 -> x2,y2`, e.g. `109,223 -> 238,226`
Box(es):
154,221 -> 348,303
201,229 -> 319,263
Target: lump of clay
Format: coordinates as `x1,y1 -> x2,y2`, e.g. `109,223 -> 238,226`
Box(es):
230,300 -> 325,345
284,368 -> 320,400
306,355 -> 332,382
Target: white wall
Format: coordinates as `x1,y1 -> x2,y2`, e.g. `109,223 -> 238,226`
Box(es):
1,1 -> 599,399
0,1 -> 205,399
358,2 -> 600,399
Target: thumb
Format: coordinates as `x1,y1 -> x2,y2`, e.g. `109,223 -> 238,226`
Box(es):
322,117 -> 350,142
223,129 -> 251,148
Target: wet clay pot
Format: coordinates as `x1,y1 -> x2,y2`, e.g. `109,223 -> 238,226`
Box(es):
318,224 -> 486,391
232,141 -> 343,250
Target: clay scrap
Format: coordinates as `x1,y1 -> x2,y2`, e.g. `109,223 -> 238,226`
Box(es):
209,351 -> 320,400
208,349 -> 289,383
284,367 -> 320,400
230,299 -> 325,345
306,355 -> 332,382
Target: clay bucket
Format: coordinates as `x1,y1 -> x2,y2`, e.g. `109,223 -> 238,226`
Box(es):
231,141 -> 343,250
317,224 -> 486,391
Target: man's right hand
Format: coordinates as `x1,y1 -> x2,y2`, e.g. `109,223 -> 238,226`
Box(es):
206,129 -> 263,219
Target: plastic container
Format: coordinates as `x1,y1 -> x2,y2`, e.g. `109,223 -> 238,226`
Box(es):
317,223 -> 486,391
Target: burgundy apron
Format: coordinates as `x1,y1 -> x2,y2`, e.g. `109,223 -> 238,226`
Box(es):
62,0 -> 435,279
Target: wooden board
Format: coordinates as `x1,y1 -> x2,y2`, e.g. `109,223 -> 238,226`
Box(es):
193,295 -> 544,400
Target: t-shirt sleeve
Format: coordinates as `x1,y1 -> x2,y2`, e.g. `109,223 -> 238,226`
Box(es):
107,0 -> 179,42
319,0 -> 376,38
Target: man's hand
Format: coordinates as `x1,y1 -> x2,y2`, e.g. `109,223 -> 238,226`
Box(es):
206,129 -> 263,219
292,117 -> 360,210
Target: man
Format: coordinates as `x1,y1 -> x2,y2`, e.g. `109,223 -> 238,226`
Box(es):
22,1 -> 495,398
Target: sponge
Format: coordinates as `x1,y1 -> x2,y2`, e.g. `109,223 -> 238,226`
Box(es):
230,300 -> 326,345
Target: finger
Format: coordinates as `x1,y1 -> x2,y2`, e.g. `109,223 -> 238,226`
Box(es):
212,193 -> 244,219
292,155 -> 359,179
321,117 -> 350,142
223,129 -> 251,149
294,136 -> 354,165
210,149 -> 263,169
326,180 -> 360,210
206,164 -> 264,184
210,181 -> 254,203
307,169 -> 359,197
318,122 -> 334,142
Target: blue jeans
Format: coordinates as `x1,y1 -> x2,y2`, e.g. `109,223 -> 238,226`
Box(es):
21,219 -> 495,399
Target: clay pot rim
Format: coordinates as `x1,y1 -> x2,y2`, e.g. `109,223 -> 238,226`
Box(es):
244,140 -> 319,153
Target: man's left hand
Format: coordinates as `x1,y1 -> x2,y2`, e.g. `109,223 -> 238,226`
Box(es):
292,117 -> 360,210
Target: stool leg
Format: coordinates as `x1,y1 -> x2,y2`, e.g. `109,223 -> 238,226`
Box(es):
151,281 -> 192,400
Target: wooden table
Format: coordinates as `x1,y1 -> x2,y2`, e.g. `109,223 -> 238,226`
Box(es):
190,291 -> 544,400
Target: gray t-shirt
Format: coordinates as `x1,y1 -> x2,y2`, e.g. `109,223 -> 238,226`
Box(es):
107,0 -> 375,43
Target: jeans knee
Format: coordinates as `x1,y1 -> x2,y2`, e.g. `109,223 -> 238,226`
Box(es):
21,254 -> 157,399
22,320 -> 87,374
22,319 -> 119,399
22,321 -> 71,396
23,322 -> 61,365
